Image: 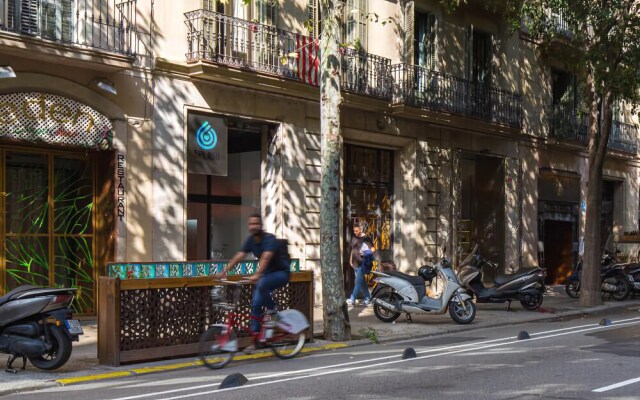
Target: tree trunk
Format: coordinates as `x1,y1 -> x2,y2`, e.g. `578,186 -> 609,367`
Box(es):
580,70 -> 613,306
319,0 -> 351,341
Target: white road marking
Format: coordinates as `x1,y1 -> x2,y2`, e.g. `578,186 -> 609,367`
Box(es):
105,317 -> 640,400
592,377 -> 640,392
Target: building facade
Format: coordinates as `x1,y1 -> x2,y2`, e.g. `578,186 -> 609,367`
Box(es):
0,0 -> 638,312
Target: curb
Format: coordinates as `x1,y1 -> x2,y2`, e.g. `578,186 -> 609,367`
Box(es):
54,342 -> 349,386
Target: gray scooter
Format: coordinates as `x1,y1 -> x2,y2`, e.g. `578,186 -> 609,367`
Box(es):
371,249 -> 476,324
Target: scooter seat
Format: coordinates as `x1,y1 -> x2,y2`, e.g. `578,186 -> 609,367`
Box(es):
494,267 -> 540,286
0,285 -> 41,307
386,271 -> 427,286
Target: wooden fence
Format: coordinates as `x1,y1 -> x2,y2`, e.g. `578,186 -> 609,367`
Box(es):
98,271 -> 314,366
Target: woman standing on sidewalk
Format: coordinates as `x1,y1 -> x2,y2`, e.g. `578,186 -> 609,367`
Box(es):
347,222 -> 374,307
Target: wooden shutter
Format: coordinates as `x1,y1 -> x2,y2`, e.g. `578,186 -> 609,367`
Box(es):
465,24 -> 473,81
16,0 -> 39,35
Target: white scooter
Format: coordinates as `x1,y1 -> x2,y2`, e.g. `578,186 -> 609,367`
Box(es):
371,250 -> 476,324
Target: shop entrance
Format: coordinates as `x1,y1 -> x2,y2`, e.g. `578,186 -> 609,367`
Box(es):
343,145 -> 394,295
186,118 -> 271,261
0,147 -> 112,314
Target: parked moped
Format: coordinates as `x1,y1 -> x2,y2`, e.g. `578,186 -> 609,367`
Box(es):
457,245 -> 546,310
0,285 -> 83,373
370,248 -> 476,324
565,252 -> 632,300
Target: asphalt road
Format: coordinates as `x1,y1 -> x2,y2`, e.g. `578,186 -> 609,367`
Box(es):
5,308 -> 640,400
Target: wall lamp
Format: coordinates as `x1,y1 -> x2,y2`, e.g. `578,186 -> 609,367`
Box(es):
0,66 -> 16,79
93,78 -> 117,95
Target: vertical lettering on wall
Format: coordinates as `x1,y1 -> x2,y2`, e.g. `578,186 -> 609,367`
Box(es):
117,154 -> 126,221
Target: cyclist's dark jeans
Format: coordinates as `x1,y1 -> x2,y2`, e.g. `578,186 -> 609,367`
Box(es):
251,270 -> 289,333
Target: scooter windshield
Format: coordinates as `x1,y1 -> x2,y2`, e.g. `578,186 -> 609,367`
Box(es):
459,244 -> 478,268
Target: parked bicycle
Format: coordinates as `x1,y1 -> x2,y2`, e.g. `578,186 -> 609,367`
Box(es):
199,279 -> 309,369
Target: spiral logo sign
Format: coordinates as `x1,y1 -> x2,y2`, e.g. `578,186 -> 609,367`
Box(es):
196,121 -> 218,150
187,111 -> 227,176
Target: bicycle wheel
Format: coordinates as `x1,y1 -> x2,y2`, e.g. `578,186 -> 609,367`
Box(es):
269,331 -> 306,360
199,326 -> 235,369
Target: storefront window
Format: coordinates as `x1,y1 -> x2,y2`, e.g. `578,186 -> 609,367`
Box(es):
187,118 -> 265,261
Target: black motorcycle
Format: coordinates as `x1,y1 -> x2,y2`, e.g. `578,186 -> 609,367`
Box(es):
623,263 -> 640,296
565,250 -> 632,300
0,285 -> 83,373
457,245 -> 546,310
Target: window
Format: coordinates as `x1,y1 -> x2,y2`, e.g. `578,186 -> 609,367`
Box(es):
254,0 -> 276,26
468,28 -> 491,84
307,0 -> 321,38
551,69 -> 576,107
6,0 -> 73,41
344,0 -> 367,49
414,12 -> 435,70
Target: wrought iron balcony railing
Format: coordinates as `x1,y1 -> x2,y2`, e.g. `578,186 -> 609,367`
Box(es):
390,63 -> 523,128
185,9 -> 391,99
549,105 -> 638,153
340,47 -> 392,100
185,10 -> 300,80
1,0 -> 137,56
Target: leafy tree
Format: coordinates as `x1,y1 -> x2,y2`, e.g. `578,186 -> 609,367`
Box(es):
442,0 -> 640,305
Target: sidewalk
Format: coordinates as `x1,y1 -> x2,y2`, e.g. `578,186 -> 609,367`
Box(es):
1,286 -> 639,395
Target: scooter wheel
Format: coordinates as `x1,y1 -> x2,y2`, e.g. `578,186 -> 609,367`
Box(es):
29,325 -> 73,370
565,283 -> 579,298
448,298 -> 476,324
373,288 -> 401,323
520,293 -> 543,310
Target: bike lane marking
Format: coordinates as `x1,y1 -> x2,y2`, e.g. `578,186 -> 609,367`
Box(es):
105,317 -> 640,400
593,377 -> 640,393
55,343 -> 349,385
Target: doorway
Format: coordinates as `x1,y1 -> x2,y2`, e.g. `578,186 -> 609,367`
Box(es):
458,154 -> 505,267
343,145 -> 394,295
543,220 -> 573,284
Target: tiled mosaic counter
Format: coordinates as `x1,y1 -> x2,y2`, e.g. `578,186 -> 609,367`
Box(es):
107,259 -> 301,279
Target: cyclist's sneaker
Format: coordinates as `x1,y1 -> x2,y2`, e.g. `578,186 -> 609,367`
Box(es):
346,298 -> 354,306
362,298 -> 371,307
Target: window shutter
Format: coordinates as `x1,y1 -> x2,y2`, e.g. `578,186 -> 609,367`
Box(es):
404,1 -> 414,63
427,13 -> 436,71
20,0 -> 40,35
465,24 -> 473,81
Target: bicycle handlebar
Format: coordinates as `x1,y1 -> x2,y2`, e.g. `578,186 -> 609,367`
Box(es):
219,278 -> 253,285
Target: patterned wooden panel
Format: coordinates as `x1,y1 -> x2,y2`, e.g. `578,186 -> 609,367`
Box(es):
118,281 -> 311,351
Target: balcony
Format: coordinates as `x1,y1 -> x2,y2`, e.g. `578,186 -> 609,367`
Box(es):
184,9 -> 391,100
391,64 -> 523,128
549,105 -> 638,154
340,47 -> 391,100
0,0 -> 137,56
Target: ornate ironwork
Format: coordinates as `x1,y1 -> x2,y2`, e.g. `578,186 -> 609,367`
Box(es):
341,47 -> 392,100
1,0 -> 137,56
549,104 -> 638,154
390,63 -> 523,128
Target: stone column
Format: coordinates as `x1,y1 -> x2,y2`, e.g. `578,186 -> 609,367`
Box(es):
504,157 -> 521,272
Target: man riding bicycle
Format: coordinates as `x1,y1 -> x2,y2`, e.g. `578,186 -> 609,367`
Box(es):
214,213 -> 290,336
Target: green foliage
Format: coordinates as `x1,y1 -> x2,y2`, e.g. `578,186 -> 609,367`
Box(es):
358,327 -> 379,343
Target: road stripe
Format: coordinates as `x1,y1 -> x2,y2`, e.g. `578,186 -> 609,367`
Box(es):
106,317 -> 640,400
593,377 -> 640,392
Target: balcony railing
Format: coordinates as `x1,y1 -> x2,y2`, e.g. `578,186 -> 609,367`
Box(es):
185,10 -> 301,80
391,64 -> 523,128
1,0 -> 137,56
341,47 -> 391,100
549,105 -> 638,153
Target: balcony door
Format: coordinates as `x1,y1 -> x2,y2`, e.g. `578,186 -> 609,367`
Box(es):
7,0 -> 73,41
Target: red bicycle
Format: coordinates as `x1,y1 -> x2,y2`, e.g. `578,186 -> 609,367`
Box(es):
199,279 -> 308,369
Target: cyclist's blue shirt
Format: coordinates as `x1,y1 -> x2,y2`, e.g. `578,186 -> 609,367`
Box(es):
241,232 -> 290,274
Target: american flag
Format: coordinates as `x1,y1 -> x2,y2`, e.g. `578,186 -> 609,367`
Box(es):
296,34 -> 319,86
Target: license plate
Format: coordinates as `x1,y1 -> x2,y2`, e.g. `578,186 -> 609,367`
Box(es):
64,319 -> 84,335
